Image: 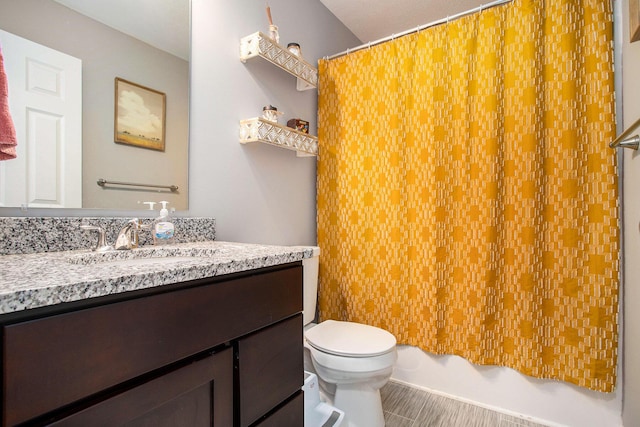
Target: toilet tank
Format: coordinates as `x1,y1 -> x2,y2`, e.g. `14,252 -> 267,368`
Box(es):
302,246 -> 321,326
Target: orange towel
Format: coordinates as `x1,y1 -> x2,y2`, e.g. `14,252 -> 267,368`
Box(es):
0,45 -> 17,161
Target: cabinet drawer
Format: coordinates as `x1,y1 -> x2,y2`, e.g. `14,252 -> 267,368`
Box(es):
254,391 -> 304,427
50,347 -> 233,427
237,314 -> 303,427
2,265 -> 302,426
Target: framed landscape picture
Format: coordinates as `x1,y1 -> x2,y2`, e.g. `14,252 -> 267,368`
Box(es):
114,78 -> 166,151
632,0 -> 640,43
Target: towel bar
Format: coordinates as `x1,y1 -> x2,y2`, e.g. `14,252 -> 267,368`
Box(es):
97,179 -> 179,192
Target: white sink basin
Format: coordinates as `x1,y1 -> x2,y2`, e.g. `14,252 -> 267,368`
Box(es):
67,247 -> 218,266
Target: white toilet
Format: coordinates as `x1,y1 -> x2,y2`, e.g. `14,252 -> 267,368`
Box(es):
302,247 -> 397,427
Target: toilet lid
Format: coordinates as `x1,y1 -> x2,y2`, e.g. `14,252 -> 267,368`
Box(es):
305,320 -> 397,357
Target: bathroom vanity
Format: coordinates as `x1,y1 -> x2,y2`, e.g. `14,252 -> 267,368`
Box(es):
0,237 -> 311,426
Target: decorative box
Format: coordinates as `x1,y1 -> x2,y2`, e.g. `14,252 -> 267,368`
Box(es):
287,118 -> 309,134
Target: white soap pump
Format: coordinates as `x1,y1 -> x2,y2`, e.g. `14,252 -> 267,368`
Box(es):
143,201 -> 156,211
152,201 -> 175,245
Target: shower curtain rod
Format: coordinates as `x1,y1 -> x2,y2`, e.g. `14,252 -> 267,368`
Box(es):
326,0 -> 513,61
609,116 -> 640,150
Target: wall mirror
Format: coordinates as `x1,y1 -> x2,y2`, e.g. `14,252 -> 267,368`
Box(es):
0,0 -> 190,211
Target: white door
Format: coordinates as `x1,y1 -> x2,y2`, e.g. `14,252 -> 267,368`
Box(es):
0,29 -> 82,208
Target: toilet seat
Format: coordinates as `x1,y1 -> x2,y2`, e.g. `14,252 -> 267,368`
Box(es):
305,320 -> 396,357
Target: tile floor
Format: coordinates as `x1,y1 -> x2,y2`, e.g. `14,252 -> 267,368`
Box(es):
380,380 -> 550,427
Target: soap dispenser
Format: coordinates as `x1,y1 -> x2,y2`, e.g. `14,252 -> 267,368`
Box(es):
152,201 -> 175,245
143,201 -> 156,212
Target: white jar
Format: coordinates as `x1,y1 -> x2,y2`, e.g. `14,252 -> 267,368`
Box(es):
287,42 -> 302,57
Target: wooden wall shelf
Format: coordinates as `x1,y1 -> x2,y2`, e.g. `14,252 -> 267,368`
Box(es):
239,118 -> 318,157
240,32 -> 318,91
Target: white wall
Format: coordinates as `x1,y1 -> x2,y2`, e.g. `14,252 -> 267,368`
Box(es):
621,0 -> 640,424
188,0 -> 360,246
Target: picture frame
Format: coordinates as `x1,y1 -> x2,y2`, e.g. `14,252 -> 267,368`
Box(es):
632,0 -> 640,43
114,78 -> 166,151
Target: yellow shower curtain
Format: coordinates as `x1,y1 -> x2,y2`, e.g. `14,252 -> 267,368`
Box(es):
317,0 -> 619,392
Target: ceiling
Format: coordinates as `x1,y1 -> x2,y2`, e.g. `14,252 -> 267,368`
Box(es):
50,0 -> 490,62
52,0 -> 189,60
320,0 -> 488,43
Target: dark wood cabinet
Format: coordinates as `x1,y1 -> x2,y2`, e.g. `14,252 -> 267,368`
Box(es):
238,315 -> 303,427
253,392 -> 304,427
0,263 -> 304,427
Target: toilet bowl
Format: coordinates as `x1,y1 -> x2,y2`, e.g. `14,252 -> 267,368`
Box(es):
303,248 -> 397,427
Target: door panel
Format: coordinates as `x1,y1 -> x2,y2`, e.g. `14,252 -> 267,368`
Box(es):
0,29 -> 81,208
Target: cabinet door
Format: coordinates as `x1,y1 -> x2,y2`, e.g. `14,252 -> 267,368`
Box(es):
237,314 -> 303,427
253,392 -> 304,427
49,348 -> 233,427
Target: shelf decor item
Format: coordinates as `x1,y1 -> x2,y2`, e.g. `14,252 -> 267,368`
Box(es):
262,105 -> 282,123
287,118 -> 309,134
287,43 -> 302,57
266,3 -> 279,43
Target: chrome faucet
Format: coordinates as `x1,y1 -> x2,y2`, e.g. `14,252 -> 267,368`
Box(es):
80,225 -> 114,252
115,218 -> 143,250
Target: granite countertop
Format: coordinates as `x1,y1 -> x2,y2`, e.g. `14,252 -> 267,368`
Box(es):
0,241 -> 315,315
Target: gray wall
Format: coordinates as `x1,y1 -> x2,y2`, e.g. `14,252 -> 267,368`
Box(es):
188,0 -> 359,245
0,0 -> 189,210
